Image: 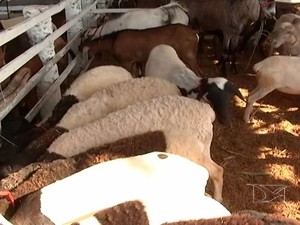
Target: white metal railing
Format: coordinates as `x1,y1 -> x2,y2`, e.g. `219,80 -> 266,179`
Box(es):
0,0 -> 97,124
0,0 -> 135,128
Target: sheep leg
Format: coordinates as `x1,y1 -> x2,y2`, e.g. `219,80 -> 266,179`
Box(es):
229,36 -> 239,74
202,157 -> 224,203
229,53 -> 237,75
243,86 -> 274,123
218,36 -> 231,77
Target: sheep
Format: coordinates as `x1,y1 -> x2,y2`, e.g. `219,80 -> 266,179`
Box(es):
269,13 -> 300,56
10,152 -> 230,225
0,65 -> 132,178
273,13 -> 300,32
39,65 -> 132,128
57,77 -> 180,130
48,95 -> 224,202
243,55 -> 300,123
144,44 -> 245,125
0,76 -> 177,178
63,65 -> 132,102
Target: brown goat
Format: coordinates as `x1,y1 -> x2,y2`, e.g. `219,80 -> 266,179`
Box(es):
81,24 -> 203,77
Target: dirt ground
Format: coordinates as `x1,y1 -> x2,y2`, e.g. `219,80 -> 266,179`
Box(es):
198,38 -> 300,220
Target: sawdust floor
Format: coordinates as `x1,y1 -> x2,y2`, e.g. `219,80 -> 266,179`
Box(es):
199,38 -> 300,220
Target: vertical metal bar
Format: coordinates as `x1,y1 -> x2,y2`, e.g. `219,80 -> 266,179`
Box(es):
23,5 -> 61,119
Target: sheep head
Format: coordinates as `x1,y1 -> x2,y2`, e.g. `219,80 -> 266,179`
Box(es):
197,78 -> 244,126
270,22 -> 297,48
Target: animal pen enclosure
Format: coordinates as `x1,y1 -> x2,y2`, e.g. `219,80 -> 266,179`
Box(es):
0,0 -> 299,223
0,0 -> 138,129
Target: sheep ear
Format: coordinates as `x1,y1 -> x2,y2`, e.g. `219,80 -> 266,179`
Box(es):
225,82 -> 245,102
177,86 -> 188,96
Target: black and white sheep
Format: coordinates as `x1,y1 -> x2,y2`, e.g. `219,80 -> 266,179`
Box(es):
0,76 -> 176,178
0,65 -> 132,179
243,55 -> 300,123
144,44 -> 245,125
10,152 -> 230,225
48,95 -> 224,202
42,64 -> 132,127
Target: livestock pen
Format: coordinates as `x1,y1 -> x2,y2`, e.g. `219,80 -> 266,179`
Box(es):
0,0 -> 299,223
0,0 -> 141,127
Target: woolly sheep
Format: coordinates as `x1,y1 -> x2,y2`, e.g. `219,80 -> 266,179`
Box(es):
0,77 -> 178,178
269,13 -> 300,56
63,65 -> 132,101
145,44 -> 245,125
243,55 -> 300,123
0,65 -> 132,179
1,65 -> 131,150
40,64 -> 133,127
273,13 -> 300,31
48,95 -> 224,202
10,152 -> 230,225
57,77 -> 180,130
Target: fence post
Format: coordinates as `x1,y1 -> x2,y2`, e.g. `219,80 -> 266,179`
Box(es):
64,0 -> 85,74
23,5 -> 61,119
81,0 -> 96,27
65,0 -> 83,55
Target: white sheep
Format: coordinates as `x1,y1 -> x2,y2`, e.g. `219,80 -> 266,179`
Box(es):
269,13 -> 300,56
40,64 -> 133,126
63,65 -> 132,101
57,77 -> 180,130
145,44 -> 245,125
10,152 -> 230,225
49,95 -> 224,202
243,55 -> 300,123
